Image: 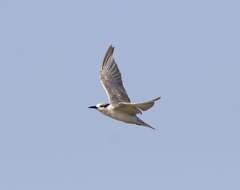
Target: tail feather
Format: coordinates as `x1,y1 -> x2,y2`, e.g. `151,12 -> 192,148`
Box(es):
136,117 -> 155,130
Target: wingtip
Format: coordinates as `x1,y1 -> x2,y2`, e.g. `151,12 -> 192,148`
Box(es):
107,44 -> 114,54
154,96 -> 161,101
109,44 -> 115,50
102,44 -> 115,69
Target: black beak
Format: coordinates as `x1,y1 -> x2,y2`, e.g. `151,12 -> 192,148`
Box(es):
88,106 -> 97,109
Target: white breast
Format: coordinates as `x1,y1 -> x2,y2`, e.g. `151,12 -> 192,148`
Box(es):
108,109 -> 138,124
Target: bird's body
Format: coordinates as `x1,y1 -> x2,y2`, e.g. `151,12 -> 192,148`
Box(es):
89,45 -> 160,129
100,105 -> 139,124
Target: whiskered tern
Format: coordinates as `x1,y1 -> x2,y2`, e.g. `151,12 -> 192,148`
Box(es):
89,45 -> 160,129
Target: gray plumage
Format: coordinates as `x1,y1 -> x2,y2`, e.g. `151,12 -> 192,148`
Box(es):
100,45 -> 130,104
89,45 -> 160,129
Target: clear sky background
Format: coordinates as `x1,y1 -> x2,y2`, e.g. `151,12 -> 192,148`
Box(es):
0,0 -> 239,189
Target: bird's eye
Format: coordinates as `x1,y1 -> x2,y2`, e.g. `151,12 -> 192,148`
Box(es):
101,104 -> 109,108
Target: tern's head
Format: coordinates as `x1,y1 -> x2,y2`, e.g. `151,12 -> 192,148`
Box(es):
88,103 -> 110,111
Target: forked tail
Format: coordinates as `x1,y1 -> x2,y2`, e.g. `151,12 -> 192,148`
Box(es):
136,117 -> 155,130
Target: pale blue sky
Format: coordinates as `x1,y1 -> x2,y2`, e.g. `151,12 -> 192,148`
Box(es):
0,0 -> 240,189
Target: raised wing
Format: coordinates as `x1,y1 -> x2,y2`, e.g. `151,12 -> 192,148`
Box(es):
100,45 -> 130,104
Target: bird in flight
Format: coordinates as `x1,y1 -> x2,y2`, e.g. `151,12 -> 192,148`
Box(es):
89,45 -> 160,129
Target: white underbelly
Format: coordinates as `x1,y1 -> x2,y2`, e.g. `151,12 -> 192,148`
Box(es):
107,111 -> 138,124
